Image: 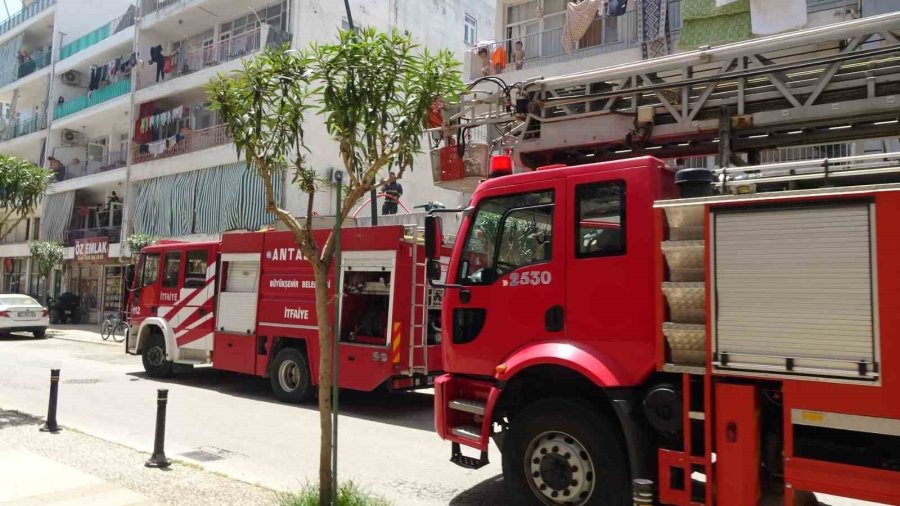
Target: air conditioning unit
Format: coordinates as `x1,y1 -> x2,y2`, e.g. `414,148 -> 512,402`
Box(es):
61,129 -> 84,145
61,70 -> 81,86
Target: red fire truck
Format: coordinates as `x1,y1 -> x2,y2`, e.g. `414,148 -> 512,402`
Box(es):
424,10 -> 900,506
125,225 -> 444,402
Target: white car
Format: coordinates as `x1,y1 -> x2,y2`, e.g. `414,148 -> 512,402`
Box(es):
0,294 -> 49,338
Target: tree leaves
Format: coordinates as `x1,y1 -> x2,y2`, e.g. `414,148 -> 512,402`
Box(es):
0,154 -> 52,219
28,241 -> 64,277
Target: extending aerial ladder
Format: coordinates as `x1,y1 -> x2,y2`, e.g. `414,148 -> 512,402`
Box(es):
429,10 -> 900,191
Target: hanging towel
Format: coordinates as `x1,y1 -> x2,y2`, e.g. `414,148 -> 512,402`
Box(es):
680,0 -> 752,49
608,0 -> 627,16
749,0 -> 807,35
638,0 -> 670,58
562,0 -> 602,53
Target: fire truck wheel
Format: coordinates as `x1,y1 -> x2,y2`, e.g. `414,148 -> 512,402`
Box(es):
270,348 -> 313,403
142,332 -> 173,378
502,398 -> 630,506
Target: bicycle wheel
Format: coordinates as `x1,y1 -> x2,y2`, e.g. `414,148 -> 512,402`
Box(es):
112,321 -> 128,343
100,320 -> 112,341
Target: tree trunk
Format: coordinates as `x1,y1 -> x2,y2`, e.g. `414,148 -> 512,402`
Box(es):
313,261 -> 334,504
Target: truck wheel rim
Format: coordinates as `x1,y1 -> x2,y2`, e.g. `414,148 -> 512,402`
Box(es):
146,346 -> 165,367
525,430 -> 595,505
278,361 -> 300,392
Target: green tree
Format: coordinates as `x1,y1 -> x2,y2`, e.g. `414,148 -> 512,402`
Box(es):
28,241 -> 64,304
208,29 -> 463,503
0,154 -> 52,243
125,233 -> 157,261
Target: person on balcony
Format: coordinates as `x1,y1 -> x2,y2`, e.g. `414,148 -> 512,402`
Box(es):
477,47 -> 492,77
381,172 -> 403,215
513,41 -> 525,70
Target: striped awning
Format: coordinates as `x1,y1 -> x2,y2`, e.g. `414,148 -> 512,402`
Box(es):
39,191 -> 75,242
135,162 -> 280,237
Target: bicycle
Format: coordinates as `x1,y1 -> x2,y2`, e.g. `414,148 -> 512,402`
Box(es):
100,311 -> 128,343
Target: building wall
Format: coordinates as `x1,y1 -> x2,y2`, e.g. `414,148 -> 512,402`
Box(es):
54,0 -> 132,44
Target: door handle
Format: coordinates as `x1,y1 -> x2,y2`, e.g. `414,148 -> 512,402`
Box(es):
460,289 -> 471,304
545,305 -> 564,332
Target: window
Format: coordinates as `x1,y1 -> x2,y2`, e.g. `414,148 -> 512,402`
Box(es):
464,14 -> 477,45
184,250 -> 209,288
457,190 -> 554,285
140,253 -> 160,287
222,261 -> 258,293
162,252 -> 182,288
575,181 -> 625,257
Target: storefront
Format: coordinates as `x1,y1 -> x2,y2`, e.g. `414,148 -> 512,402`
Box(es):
2,257 -> 28,294
67,236 -> 126,323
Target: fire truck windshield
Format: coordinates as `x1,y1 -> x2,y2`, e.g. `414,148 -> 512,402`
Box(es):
457,190 -> 553,285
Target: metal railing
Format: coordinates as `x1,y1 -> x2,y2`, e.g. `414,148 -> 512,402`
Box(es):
0,49 -> 51,88
51,150 -> 127,181
0,0 -> 55,38
471,10 -> 641,79
139,0 -> 195,17
67,226 -> 122,246
54,78 -> 131,120
1,112 -> 47,141
132,123 -> 232,164
136,26 -> 290,90
59,8 -> 136,60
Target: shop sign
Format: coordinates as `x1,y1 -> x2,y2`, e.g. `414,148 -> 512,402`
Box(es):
75,237 -> 109,262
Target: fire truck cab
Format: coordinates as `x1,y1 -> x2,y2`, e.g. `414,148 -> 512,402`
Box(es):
427,153 -> 900,505
126,225 -> 444,402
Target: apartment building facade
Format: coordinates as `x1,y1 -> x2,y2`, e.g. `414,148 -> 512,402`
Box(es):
0,0 -> 494,322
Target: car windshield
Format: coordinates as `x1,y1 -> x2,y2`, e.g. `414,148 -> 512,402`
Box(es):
0,295 -> 39,307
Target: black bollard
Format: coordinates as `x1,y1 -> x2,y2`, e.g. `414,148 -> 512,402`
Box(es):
40,369 -> 61,433
145,389 -> 171,468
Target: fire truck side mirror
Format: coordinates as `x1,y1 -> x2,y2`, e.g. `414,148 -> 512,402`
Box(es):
426,259 -> 442,281
424,215 -> 442,260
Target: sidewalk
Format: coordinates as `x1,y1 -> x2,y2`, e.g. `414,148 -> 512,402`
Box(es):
48,324 -> 120,346
0,410 -> 280,506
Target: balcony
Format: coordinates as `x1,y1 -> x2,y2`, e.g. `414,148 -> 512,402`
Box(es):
59,7 -> 136,60
9,49 -> 52,80
1,112 -> 46,142
136,26 -> 290,91
54,78 -> 131,120
132,123 -> 232,164
50,150 -> 127,181
140,0 -> 194,16
67,204 -> 122,246
0,0 -> 55,38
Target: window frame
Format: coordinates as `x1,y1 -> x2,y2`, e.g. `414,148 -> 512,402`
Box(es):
493,202 -> 555,275
161,251 -> 183,288
140,253 -> 161,288
464,13 -> 477,46
574,180 -> 627,259
184,250 -> 209,288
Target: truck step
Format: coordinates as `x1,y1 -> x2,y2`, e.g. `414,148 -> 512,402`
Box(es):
449,398 -> 486,416
450,424 -> 482,441
450,442 -> 489,470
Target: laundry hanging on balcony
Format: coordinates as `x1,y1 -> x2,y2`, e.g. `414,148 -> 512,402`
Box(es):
607,0 -> 628,16
749,0 -> 807,35
40,191 -> 76,243
637,0 -> 671,58
562,0 -> 602,53
680,0 -> 751,49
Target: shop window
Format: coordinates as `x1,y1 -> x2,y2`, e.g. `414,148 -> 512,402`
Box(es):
162,252 -> 182,288
184,250 -> 208,288
575,181 -> 626,258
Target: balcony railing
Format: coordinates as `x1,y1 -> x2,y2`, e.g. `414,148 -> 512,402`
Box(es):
132,123 -> 232,164
54,78 -> 131,120
1,112 -> 46,141
67,204 -> 122,246
139,0 -> 195,17
136,26 -> 291,90
52,150 -> 127,181
0,48 -> 51,88
0,0 -> 55,38
67,226 -> 121,246
59,8 -> 136,60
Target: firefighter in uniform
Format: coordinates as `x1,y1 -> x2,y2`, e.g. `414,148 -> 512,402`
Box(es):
381,172 -> 403,215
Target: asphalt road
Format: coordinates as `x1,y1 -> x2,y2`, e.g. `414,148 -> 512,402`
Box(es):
0,327 -> 505,506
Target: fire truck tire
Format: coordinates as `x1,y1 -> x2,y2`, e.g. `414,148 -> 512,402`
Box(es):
270,348 -> 313,403
502,398 -> 630,506
142,332 -> 174,378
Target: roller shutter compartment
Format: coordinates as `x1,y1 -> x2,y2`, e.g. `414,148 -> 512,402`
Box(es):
712,203 -> 877,379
